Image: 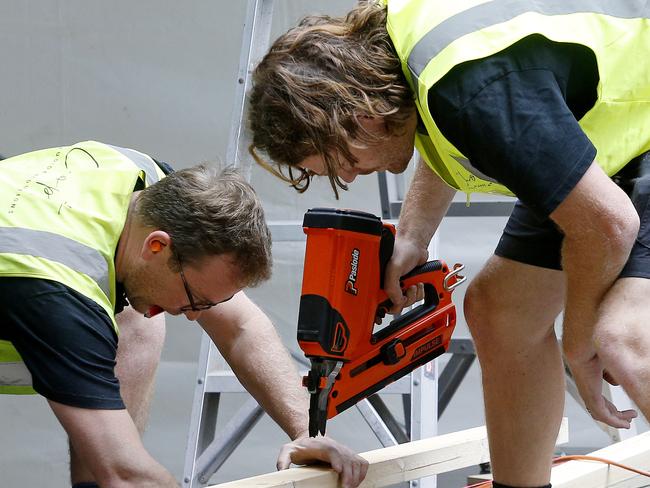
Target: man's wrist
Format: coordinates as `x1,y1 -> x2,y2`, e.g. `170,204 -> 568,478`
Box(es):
291,429 -> 310,440
395,229 -> 432,251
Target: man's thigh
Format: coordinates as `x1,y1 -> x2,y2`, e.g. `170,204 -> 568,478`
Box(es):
474,206 -> 566,340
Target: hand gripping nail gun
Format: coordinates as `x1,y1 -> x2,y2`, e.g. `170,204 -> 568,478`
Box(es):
297,208 -> 465,437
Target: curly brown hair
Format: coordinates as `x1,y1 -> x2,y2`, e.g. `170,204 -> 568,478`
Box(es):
248,1 -> 415,198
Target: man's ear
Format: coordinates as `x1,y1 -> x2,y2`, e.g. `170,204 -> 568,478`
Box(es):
142,230 -> 172,260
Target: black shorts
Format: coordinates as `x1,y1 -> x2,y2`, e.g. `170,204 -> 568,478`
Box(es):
495,153 -> 650,279
0,277 -> 124,409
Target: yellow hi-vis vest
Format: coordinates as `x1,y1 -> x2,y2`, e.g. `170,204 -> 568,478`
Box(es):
382,0 -> 650,198
0,141 -> 165,394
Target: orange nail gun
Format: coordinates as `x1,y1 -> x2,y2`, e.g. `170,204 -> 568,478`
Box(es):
298,208 -> 465,437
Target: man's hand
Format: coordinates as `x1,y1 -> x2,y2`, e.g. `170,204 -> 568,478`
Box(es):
569,355 -> 637,428
384,236 -> 428,314
276,436 -> 368,488
382,159 -> 455,315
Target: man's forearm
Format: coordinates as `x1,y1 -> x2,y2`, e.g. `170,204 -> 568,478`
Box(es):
562,216 -> 636,362
202,295 -> 310,440
545,163 -> 639,362
561,231 -> 634,361
228,316 -> 309,439
398,159 -> 455,245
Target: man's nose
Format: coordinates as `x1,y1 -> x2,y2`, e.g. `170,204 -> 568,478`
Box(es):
339,169 -> 358,183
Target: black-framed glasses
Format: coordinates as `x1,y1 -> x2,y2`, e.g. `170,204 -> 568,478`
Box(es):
174,251 -> 219,312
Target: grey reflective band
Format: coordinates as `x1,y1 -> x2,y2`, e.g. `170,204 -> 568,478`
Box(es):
0,227 -> 110,298
452,155 -> 500,184
0,361 -> 33,387
408,0 -> 650,77
106,144 -> 161,186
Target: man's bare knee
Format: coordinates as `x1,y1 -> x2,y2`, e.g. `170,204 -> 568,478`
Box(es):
464,258 -> 563,350
463,270 -> 508,345
115,308 -> 165,375
463,278 -> 491,337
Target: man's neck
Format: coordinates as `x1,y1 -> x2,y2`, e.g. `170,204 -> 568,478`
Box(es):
114,193 -> 141,283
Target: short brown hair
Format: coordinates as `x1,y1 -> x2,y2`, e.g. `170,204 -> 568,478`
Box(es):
136,166 -> 272,287
249,1 -> 414,197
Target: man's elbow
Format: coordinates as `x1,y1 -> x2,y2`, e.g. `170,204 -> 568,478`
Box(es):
603,199 -> 639,255
562,195 -> 639,271
581,198 -> 640,271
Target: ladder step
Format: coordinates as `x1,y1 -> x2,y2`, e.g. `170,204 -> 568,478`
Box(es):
202,371 -> 413,394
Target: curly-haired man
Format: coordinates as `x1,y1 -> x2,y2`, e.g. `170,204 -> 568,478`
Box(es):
249,2 -> 650,487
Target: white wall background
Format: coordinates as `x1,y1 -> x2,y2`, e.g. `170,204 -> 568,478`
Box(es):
0,1 -> 635,486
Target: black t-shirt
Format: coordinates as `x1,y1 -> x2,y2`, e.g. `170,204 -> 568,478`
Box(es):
428,34 -> 599,216
0,278 -> 124,408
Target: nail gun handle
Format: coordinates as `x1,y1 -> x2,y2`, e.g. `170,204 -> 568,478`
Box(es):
376,260 -> 444,314
401,260 -> 445,281
373,260 -> 445,342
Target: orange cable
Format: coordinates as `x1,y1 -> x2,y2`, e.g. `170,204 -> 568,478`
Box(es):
464,481 -> 492,488
462,454 -> 650,488
553,454 -> 650,478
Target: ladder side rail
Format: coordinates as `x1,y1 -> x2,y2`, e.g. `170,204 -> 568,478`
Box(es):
183,334 -> 218,487
226,0 -> 275,176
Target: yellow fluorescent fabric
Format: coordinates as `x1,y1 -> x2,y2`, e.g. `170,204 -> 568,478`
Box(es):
385,0 -> 650,197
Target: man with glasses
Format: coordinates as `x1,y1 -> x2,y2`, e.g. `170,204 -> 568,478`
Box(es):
0,141 -> 368,488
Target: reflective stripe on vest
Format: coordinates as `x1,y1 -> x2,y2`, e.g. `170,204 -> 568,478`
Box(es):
0,340 -> 35,393
107,144 -> 161,186
452,155 -> 499,184
0,362 -> 33,388
409,0 -> 650,77
0,227 -> 111,298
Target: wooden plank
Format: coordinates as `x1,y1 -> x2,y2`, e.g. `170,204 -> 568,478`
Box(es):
209,418 -> 568,488
552,431 -> 650,488
466,472 -> 493,484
